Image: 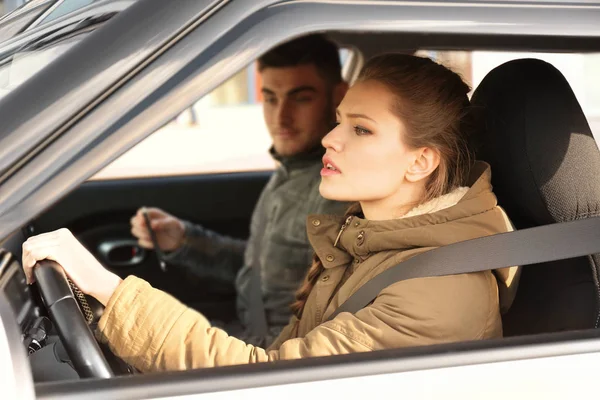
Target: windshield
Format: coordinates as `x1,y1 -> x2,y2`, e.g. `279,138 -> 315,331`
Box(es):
30,0 -> 101,28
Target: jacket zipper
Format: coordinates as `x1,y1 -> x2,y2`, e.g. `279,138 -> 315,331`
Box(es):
334,216 -> 353,248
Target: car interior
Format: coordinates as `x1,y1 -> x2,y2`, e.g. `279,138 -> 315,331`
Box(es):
0,22 -> 600,395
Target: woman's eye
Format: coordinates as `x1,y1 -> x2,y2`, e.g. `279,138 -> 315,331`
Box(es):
354,126 -> 372,136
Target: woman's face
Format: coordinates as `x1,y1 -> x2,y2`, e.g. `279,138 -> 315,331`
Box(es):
320,80 -> 424,207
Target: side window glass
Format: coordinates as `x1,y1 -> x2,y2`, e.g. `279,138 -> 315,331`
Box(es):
92,63 -> 276,180
92,48 -> 354,180
415,50 -> 600,142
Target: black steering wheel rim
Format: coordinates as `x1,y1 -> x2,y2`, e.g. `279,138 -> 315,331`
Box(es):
34,260 -> 113,379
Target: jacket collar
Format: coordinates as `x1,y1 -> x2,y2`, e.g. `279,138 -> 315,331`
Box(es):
400,186 -> 469,219
307,161 -> 499,269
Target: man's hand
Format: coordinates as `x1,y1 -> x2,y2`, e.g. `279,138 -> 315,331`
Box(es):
130,207 -> 186,251
22,228 -> 122,306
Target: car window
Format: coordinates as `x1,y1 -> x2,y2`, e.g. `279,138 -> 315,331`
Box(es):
0,0 -> 55,42
92,48 -> 354,180
414,50 -> 600,142
36,0 -> 98,26
92,64 -> 275,180
92,48 -> 600,181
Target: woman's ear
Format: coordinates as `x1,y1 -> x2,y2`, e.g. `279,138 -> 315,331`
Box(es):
405,148 -> 441,183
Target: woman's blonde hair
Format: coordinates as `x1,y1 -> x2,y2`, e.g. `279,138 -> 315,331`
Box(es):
291,54 -> 475,318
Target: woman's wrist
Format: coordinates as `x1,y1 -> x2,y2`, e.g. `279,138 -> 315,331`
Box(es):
90,271 -> 123,306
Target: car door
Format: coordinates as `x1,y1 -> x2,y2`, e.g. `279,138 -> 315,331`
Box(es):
3,1 -> 600,399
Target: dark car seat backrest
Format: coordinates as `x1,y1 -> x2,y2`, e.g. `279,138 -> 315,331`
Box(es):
470,59 -> 600,335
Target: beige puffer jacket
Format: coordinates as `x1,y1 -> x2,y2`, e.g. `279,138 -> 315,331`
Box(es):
96,161 -> 519,371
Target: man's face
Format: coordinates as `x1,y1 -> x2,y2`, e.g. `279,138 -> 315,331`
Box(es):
261,64 -> 337,157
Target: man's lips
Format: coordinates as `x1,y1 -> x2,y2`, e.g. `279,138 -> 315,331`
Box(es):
276,129 -> 298,138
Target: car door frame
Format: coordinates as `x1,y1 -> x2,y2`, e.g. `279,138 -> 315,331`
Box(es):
1,0 -> 600,398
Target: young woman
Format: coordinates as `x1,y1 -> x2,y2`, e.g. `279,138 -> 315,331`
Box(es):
21,54 -> 519,372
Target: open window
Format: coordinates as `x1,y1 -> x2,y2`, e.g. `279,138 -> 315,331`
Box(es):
91,46 -> 358,180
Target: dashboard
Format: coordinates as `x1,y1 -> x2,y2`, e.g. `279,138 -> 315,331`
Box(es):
0,252 -> 37,329
0,227 -> 41,340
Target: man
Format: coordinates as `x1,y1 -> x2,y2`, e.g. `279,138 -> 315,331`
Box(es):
130,34 -> 348,345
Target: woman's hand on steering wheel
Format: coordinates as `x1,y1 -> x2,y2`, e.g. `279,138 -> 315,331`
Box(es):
22,228 -> 122,306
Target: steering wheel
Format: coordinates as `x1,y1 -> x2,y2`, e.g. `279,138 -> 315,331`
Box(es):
34,260 -> 113,379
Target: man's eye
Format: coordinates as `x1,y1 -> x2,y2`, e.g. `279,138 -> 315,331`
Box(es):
295,97 -> 313,103
354,126 -> 372,136
265,97 -> 277,105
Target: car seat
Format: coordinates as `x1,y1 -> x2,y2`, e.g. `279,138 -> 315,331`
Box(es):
470,58 -> 600,335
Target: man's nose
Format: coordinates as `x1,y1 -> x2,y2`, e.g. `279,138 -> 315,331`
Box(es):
276,99 -> 294,125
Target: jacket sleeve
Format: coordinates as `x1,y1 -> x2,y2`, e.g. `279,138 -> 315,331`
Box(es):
96,276 -> 371,372
97,271 -> 499,372
162,221 -> 246,283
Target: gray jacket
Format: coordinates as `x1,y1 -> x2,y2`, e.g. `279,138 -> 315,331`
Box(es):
164,147 -> 347,340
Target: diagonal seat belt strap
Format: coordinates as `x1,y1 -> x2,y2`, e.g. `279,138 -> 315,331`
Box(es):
327,215 -> 600,322
249,262 -> 268,340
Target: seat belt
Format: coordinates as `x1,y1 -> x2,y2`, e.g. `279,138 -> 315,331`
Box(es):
248,200 -> 270,342
326,215 -> 600,322
249,259 -> 268,341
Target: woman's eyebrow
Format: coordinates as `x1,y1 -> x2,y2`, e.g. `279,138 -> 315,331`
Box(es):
336,109 -> 378,124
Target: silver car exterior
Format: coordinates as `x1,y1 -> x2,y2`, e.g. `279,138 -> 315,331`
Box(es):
1,1 -> 600,399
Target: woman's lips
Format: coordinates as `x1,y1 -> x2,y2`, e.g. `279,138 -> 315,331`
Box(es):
321,167 -> 341,176
321,156 -> 341,176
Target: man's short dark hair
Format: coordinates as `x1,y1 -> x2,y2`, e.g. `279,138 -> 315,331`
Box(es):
258,34 -> 343,84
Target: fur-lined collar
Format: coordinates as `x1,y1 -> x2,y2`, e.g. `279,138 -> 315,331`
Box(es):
401,186 -> 470,219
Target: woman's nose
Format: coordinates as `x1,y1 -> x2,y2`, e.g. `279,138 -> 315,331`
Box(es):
322,124 -> 343,152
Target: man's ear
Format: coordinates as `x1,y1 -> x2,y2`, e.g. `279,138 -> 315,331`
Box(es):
405,148 -> 441,183
333,81 -> 349,106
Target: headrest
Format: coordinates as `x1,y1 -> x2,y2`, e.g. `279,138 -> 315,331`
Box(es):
470,59 -> 600,228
